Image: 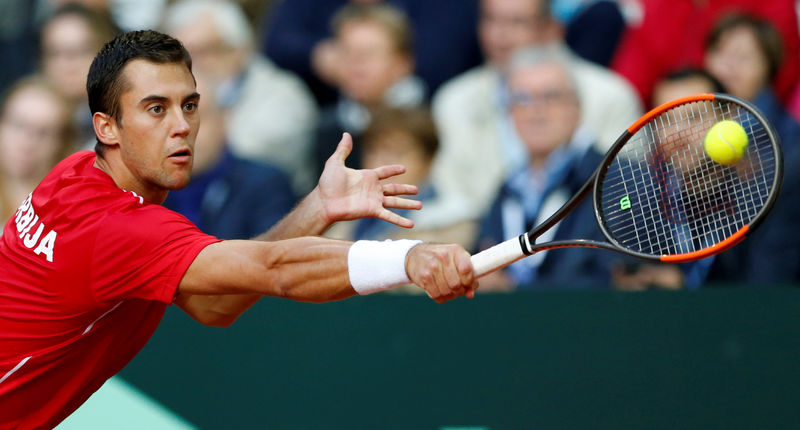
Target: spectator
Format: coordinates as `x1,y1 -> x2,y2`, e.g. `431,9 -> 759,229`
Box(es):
325,107 -> 477,249
612,68 -> 724,291
611,0 -> 800,107
701,16 -> 800,285
616,66 -> 800,289
312,3 -> 426,178
162,75 -> 296,240
427,0 -> 642,223
703,13 -> 800,155
473,46 -> 616,291
163,0 -> 319,195
0,76 -> 75,223
260,0 -> 482,106
39,3 -> 119,148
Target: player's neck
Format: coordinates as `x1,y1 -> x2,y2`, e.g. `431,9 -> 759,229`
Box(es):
93,153 -> 169,205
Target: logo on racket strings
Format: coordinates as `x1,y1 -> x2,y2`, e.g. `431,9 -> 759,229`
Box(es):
620,196 -> 631,211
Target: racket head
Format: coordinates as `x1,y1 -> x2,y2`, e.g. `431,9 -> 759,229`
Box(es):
593,93 -> 783,263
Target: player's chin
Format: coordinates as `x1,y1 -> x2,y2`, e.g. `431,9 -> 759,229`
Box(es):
162,170 -> 193,191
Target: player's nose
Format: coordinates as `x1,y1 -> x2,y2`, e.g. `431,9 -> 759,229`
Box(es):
170,111 -> 192,138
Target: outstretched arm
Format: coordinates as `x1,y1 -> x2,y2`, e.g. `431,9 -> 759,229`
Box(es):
176,133 -> 430,326
178,237 -> 476,324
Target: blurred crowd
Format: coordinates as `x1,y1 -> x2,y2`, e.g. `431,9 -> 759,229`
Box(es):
1,0 -> 799,292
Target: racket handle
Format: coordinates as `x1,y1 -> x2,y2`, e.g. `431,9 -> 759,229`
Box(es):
471,236 -> 528,278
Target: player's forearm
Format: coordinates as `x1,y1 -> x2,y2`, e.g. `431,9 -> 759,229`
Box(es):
177,189 -> 332,324
181,237 -> 356,303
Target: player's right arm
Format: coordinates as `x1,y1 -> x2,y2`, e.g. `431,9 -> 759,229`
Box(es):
177,238 -> 476,322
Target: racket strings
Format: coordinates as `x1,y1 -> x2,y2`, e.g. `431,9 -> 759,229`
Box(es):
599,100 -> 776,257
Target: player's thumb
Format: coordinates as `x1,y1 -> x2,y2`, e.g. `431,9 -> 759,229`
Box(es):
328,132 -> 353,165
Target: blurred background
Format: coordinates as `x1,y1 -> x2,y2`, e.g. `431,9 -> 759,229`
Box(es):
1,0 -> 799,428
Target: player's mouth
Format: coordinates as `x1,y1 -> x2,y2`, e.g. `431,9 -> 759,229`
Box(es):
167,147 -> 193,164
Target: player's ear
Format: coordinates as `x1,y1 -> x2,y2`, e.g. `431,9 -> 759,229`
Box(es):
93,112 -> 120,147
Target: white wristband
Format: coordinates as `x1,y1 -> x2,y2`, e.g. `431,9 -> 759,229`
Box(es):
347,239 -> 422,294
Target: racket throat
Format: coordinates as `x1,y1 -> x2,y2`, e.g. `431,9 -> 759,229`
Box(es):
519,233 -> 535,255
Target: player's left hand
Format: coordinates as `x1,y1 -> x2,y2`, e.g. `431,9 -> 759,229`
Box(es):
317,132 -> 422,227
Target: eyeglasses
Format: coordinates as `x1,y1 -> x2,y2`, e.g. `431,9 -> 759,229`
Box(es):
509,89 -> 576,108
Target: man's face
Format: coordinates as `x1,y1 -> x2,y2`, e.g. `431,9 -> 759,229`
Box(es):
171,13 -> 247,83
509,61 -> 580,161
111,60 -> 200,196
337,21 -> 412,104
479,0 -> 553,71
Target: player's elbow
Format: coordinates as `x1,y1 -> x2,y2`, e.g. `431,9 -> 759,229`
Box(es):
194,311 -> 241,328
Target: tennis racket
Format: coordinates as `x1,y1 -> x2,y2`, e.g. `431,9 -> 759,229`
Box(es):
471,93 -> 783,277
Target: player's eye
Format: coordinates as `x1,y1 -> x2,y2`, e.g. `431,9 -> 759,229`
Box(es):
183,102 -> 198,113
148,105 -> 164,115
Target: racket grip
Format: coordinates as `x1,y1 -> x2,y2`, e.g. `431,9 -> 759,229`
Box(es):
470,236 -> 528,278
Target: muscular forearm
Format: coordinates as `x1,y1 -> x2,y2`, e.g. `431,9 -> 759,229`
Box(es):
181,237 -> 354,300
177,189 -> 335,326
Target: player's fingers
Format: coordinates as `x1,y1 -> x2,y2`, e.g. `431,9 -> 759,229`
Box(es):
382,196 -> 422,210
418,262 -> 447,304
432,260 -> 458,303
373,164 -> 406,180
376,209 -> 414,228
440,247 -> 470,295
327,132 -> 353,165
382,183 -> 418,197
454,247 -> 475,287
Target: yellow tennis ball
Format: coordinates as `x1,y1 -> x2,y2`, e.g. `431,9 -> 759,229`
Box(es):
704,120 -> 748,165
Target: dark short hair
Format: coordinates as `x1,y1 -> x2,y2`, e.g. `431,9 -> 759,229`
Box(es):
660,67 -> 726,94
363,107 -> 439,158
706,13 -> 783,82
86,30 -> 193,155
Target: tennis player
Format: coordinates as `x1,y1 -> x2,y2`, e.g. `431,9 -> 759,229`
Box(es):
0,30 -> 477,428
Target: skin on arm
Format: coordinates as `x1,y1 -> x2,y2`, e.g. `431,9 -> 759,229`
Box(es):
178,237 -> 477,325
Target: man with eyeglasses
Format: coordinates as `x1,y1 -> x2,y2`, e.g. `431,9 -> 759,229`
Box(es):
426,0 -> 642,226
472,46 -> 617,291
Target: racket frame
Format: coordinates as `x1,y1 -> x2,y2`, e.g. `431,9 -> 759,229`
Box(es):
471,93 -> 783,277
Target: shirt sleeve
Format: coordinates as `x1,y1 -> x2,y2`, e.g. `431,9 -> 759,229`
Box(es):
89,205 -> 221,305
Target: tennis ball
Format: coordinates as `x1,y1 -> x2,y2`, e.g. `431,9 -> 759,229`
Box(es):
704,120 -> 748,165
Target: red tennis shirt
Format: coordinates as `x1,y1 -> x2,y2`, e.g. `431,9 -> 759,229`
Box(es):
0,151 -> 220,428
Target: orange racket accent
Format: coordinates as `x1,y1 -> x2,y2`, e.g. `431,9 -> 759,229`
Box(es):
627,93 -> 716,134
660,225 -> 749,263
